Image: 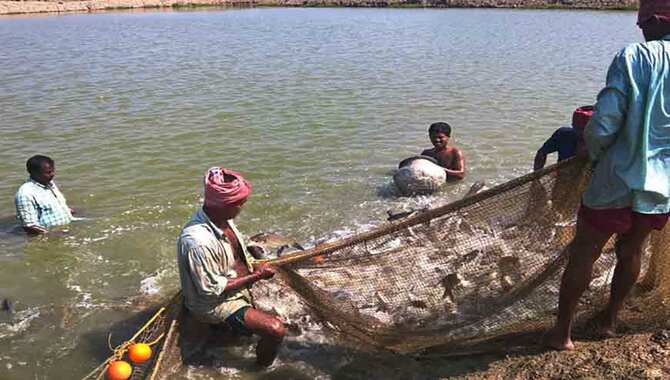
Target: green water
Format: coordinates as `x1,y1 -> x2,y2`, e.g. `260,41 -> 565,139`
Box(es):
0,7 -> 639,379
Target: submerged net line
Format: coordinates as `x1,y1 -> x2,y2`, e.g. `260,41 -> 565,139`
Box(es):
267,157 -> 669,354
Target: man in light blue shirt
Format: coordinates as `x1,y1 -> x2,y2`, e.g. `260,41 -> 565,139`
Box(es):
15,155 -> 72,234
546,0 -> 670,351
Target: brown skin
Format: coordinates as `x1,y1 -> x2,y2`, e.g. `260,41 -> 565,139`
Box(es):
545,216 -> 653,350
202,203 -> 285,366
545,23 -> 665,351
421,132 -> 466,180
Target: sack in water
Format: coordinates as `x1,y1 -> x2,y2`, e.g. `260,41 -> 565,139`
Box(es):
393,156 -> 446,195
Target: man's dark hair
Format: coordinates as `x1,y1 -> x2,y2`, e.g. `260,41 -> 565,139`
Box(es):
26,155 -> 54,174
429,122 -> 452,137
641,16 -> 670,41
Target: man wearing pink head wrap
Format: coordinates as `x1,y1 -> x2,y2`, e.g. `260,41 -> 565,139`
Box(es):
177,167 -> 285,366
546,0 -> 670,351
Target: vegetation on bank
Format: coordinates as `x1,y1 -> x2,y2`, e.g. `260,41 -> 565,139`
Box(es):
0,0 -> 639,15
253,2 -> 637,9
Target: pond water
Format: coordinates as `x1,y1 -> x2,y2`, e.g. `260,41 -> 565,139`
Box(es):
0,7 -> 639,379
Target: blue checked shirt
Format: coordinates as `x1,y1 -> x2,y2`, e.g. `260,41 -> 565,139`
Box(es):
583,35 -> 670,214
15,179 -> 72,228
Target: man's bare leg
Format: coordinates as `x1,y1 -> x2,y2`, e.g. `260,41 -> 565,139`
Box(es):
243,308 -> 286,367
598,220 -> 653,336
545,217 -> 613,350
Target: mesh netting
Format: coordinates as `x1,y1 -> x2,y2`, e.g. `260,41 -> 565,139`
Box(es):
267,157 -> 668,354
82,294 -> 182,380
85,157 -> 670,378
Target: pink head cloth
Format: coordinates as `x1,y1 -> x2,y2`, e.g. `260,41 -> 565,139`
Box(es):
572,105 -> 594,130
204,167 -> 251,209
638,0 -> 670,25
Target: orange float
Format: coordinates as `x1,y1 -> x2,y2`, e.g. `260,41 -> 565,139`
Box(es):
128,343 -> 152,364
106,360 -> 132,380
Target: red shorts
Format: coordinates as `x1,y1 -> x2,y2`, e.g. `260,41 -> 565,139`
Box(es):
579,205 -> 669,234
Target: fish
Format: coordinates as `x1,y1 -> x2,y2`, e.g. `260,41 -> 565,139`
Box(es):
375,291 -> 391,312
386,209 -> 418,222
249,232 -> 296,250
463,181 -> 486,198
277,243 -> 305,258
247,245 -> 275,260
408,289 -> 428,309
497,256 -> 522,290
249,232 -> 304,259
440,273 -> 461,301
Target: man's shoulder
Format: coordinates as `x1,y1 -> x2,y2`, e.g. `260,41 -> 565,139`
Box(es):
615,40 -> 667,64
447,146 -> 464,156
553,127 -> 577,138
179,221 -> 217,251
15,181 -> 37,198
616,41 -> 648,56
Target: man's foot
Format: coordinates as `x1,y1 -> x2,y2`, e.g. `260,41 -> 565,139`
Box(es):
543,328 -> 575,351
589,311 -> 618,338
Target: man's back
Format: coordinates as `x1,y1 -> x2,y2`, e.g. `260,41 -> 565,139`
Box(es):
583,37 -> 670,214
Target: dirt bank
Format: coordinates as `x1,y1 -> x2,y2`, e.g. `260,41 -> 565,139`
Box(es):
0,0 -> 637,16
447,297 -> 670,380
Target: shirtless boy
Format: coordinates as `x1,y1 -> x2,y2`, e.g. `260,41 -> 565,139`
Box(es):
420,122 -> 466,180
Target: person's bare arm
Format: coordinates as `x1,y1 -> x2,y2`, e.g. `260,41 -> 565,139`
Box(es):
445,148 -> 465,180
224,263 -> 275,291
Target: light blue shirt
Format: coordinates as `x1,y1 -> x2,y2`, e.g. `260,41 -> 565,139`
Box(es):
176,208 -> 256,321
582,35 -> 670,214
15,179 -> 72,228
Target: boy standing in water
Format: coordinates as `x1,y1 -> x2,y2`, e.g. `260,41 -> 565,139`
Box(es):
420,122 -> 466,180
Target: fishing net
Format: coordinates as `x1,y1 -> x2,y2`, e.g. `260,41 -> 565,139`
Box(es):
84,157 -> 670,379
267,157 -> 670,354
82,294 -> 182,380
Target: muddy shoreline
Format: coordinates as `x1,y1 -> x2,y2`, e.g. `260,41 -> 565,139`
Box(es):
0,0 -> 637,16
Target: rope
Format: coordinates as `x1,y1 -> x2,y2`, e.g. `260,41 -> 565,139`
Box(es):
82,293 -> 181,380
249,160 -> 572,271
261,157 -> 584,268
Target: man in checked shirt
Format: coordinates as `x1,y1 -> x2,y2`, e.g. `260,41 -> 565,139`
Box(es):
15,155 -> 73,234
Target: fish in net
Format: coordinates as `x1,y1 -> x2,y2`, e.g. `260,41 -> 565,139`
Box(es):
266,157 -> 667,354
84,157 -> 670,378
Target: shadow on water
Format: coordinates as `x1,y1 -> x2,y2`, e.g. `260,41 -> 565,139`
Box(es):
0,214 -> 27,261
